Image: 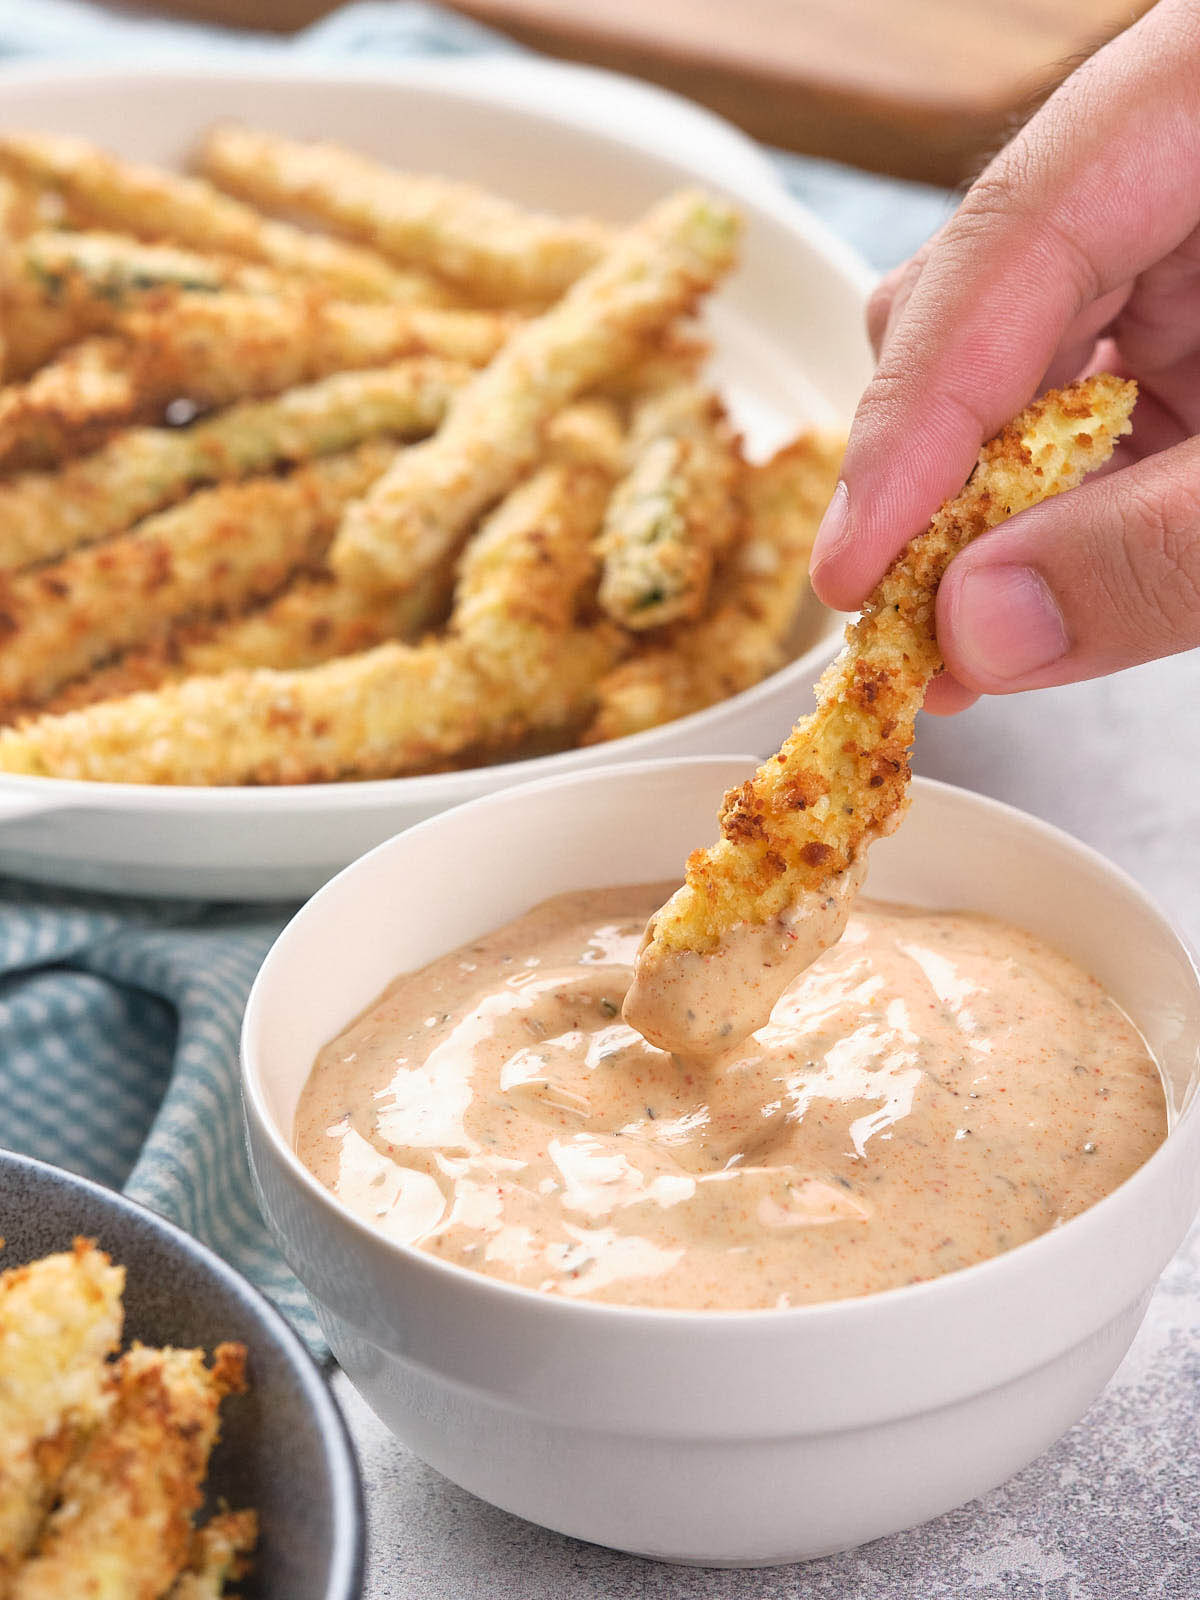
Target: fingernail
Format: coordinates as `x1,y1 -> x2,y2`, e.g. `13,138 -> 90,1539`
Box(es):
810,479 -> 850,578
953,565 -> 1069,683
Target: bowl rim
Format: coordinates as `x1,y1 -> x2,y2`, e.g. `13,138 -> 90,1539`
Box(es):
241,757 -> 1200,1331
0,55 -> 860,815
0,1147 -> 366,1600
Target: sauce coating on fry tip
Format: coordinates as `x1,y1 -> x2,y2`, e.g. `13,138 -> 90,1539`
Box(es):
623,859 -> 868,1057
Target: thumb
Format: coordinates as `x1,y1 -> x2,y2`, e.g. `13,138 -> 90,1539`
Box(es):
935,438 -> 1200,694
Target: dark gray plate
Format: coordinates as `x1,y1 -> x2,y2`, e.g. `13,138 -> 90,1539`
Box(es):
0,1150 -> 364,1600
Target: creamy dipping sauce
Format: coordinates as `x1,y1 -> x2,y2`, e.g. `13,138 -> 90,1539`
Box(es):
296,885 -> 1166,1310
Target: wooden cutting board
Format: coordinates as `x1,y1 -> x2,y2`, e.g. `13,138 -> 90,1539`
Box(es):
150,0 -> 1152,185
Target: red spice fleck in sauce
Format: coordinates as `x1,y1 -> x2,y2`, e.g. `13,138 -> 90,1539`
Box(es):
295,885 -> 1166,1310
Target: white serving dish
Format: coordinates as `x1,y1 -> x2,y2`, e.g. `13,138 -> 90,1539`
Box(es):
0,59 -> 873,899
242,757 -> 1200,1567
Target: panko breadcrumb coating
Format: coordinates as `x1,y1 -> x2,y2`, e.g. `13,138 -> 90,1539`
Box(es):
0,358 -> 465,574
165,1510 -> 258,1600
198,123 -> 611,306
640,375 -> 1136,962
33,564 -> 456,717
587,429 -> 844,741
0,297 -> 506,469
0,336 -> 136,469
330,189 -> 740,595
4,229 -> 284,377
0,1241 -> 124,1582
451,459 -> 619,727
0,441 -> 395,709
0,173 -> 45,247
0,132 -> 447,304
24,399 -> 617,717
10,1342 -> 245,1600
0,638 -> 501,785
597,381 -> 741,629
0,457 -> 617,784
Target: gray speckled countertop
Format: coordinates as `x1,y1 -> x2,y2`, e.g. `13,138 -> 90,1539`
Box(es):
336,162 -> 1200,1599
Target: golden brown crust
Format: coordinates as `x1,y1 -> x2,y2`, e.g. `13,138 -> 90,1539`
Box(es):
597,382 -> 741,630
0,443 -> 395,709
0,131 -> 443,304
9,1343 -> 242,1600
0,458 -> 618,784
0,359 -> 463,575
329,190 -> 740,595
166,1508 -> 258,1600
586,429 -> 844,741
0,1240 -> 124,1579
197,123 -> 609,306
0,137 -> 776,790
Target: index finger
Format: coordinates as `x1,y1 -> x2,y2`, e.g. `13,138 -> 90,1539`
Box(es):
810,0 -> 1200,611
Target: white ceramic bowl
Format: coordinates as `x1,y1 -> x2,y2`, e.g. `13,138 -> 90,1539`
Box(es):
242,757 -> 1200,1566
0,59 -> 873,899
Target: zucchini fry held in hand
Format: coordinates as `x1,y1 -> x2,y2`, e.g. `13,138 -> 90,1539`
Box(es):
625,375 -> 1137,1055
0,449 -> 618,784
587,429 -> 844,742
0,359 -> 465,574
198,123 -> 610,306
330,189 -> 740,595
0,132 -> 448,304
10,1342 -> 246,1600
0,1242 -> 124,1583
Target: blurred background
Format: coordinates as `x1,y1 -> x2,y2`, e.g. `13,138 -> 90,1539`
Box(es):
127,0 -> 1150,184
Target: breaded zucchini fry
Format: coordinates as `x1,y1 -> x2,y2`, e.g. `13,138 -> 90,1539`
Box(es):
0,641 -> 493,785
0,1241 -> 124,1581
0,174 -> 44,242
0,297 -> 510,463
587,430 -> 844,741
543,397 -> 626,474
331,189 -> 740,595
0,133 -> 446,304
451,460 -> 619,725
0,337 -> 138,469
10,1341 -> 245,1600
596,330 -> 710,403
34,563 -> 457,717
627,376 -> 1136,1051
198,123 -> 610,306
0,442 -> 394,707
4,230 -> 283,376
180,564 -> 452,672
32,401 -> 616,717
597,382 -> 740,628
0,459 -> 616,784
0,358 -> 465,573
111,294 -> 512,400
166,1510 -> 258,1600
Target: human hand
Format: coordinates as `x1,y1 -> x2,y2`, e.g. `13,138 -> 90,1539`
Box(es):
809,0 -> 1200,714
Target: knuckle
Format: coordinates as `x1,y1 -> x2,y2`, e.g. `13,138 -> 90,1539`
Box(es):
1105,468 -> 1200,647
940,134 -> 1103,308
